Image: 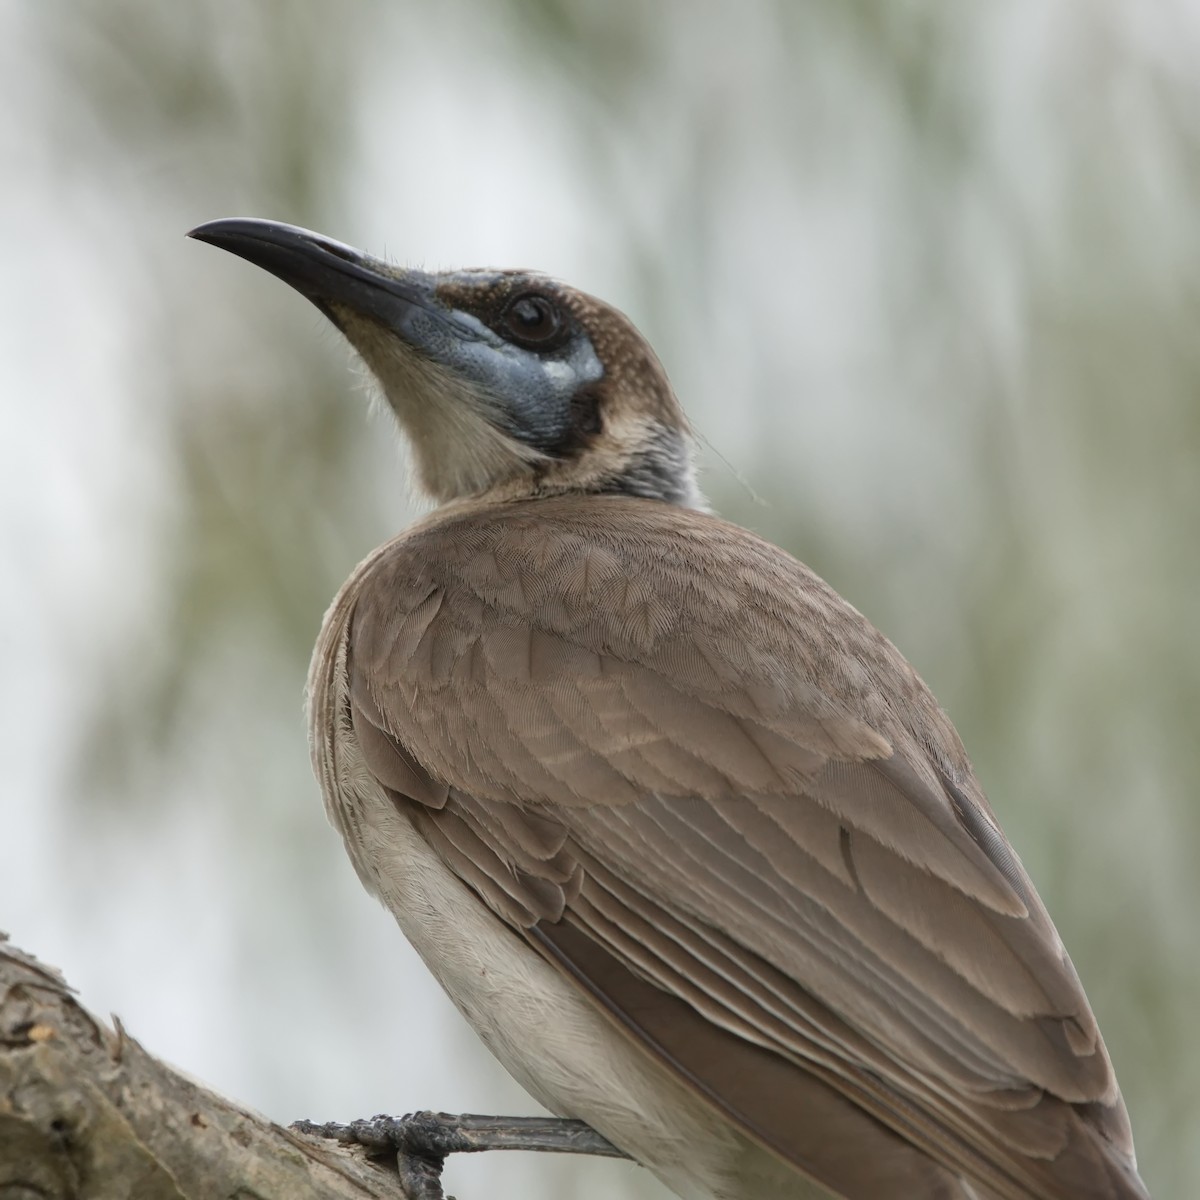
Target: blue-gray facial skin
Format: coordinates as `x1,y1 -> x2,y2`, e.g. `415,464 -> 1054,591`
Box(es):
401,273 -> 606,454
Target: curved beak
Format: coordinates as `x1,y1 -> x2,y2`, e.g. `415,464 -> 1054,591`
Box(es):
187,217 -> 450,339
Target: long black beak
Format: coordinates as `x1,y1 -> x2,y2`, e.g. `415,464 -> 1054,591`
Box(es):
187,218 -> 445,335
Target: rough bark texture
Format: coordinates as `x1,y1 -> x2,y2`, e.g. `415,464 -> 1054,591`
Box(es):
0,932 -> 403,1200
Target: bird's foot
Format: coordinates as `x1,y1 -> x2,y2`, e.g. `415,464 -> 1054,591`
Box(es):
291,1111 -> 629,1200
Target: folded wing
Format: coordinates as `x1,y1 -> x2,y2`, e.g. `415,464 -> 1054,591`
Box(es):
346,496 -> 1145,1200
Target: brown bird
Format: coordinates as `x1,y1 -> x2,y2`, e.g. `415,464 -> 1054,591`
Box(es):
190,218 -> 1148,1200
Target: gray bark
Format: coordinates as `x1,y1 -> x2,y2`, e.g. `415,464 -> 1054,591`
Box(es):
0,932 -> 402,1200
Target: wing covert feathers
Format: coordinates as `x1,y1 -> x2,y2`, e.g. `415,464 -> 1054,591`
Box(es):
340,495 -> 1145,1200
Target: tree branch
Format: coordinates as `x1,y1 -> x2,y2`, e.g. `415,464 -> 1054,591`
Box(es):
0,932 -> 405,1199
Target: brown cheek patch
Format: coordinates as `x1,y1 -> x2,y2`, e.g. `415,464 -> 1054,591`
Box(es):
562,294 -> 687,432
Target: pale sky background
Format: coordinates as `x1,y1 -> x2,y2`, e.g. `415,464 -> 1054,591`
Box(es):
2,3 -> 1199,1198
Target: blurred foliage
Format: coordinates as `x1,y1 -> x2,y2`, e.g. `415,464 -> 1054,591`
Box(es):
6,1 -> 1200,1197
33,1 -> 375,792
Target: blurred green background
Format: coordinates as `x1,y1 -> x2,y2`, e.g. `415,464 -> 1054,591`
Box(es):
2,2 -> 1198,1197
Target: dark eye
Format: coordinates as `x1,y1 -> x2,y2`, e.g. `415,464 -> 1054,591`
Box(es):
503,293 -> 562,346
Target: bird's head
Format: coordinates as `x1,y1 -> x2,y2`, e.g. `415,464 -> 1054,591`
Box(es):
189,219 -> 703,509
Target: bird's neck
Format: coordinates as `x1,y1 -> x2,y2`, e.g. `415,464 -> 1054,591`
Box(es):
479,419 -> 707,511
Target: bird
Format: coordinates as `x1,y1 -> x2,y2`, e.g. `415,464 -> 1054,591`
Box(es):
189,217 -> 1149,1200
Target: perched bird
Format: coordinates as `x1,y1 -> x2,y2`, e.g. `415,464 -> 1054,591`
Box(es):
189,218 -> 1148,1200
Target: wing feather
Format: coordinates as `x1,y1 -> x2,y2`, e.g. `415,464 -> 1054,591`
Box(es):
343,496 -> 1144,1200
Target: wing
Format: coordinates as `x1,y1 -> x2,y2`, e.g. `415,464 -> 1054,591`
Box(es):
344,496 -> 1145,1200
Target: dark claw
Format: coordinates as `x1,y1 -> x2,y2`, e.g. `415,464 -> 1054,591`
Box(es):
395,1145 -> 450,1200
291,1111 -> 631,1200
